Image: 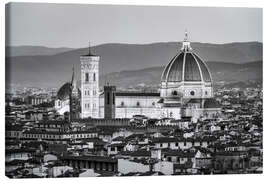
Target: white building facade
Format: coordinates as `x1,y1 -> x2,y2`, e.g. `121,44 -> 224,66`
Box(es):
80,50 -> 100,118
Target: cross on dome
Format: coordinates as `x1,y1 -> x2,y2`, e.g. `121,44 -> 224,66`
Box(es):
184,29 -> 188,41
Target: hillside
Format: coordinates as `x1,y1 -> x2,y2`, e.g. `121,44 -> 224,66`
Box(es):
6,45 -> 73,57
5,42 -> 262,88
100,61 -> 262,88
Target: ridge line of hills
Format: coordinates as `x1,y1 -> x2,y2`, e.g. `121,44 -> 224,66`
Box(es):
6,42 -> 262,88
6,41 -> 262,57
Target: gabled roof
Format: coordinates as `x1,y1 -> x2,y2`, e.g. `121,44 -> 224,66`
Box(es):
119,150 -> 151,157
108,143 -> 126,148
152,137 -> 179,143
37,120 -> 69,125
61,155 -> 117,163
204,98 -> 221,108
6,125 -> 23,131
115,92 -> 160,97
6,148 -> 36,154
163,149 -> 196,157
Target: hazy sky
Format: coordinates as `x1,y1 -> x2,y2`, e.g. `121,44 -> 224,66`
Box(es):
6,2 -> 262,48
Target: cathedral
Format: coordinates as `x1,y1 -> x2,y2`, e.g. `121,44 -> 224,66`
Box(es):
55,32 -> 221,122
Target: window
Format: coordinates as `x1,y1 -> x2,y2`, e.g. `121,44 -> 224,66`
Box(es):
190,91 -> 195,96
121,102 -> 124,106
175,142 -> 179,147
205,91 -> 208,95
184,141 -> 186,146
113,93 -> 115,105
152,102 -> 155,106
88,90 -> 90,95
172,91 -> 178,95
160,143 -> 163,147
168,143 -> 170,147
168,157 -> 172,162
107,92 -> 110,105
85,73 -> 89,82
136,102 -> 140,107
93,90 -> 96,95
93,73 -> 96,81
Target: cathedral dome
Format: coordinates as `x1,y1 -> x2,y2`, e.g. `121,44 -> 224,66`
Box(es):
161,32 -> 212,83
57,82 -> 72,100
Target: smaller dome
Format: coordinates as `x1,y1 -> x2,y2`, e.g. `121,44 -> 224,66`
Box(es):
57,82 -> 72,100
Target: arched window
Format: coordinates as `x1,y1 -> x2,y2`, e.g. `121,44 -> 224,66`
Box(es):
113,93 -> 115,105
93,73 -> 96,81
172,91 -> 178,96
106,92 -> 110,105
85,73 -> 89,82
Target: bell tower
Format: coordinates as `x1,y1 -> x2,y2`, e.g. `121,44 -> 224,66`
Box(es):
80,43 -> 100,118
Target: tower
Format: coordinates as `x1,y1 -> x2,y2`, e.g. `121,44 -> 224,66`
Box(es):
80,44 -> 100,118
104,85 -> 116,119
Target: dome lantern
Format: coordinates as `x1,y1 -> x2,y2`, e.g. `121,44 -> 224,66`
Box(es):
181,30 -> 192,52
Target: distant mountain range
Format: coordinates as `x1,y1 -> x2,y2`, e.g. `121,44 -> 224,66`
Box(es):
100,61 -> 262,88
6,45 -> 73,57
5,42 -> 262,88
